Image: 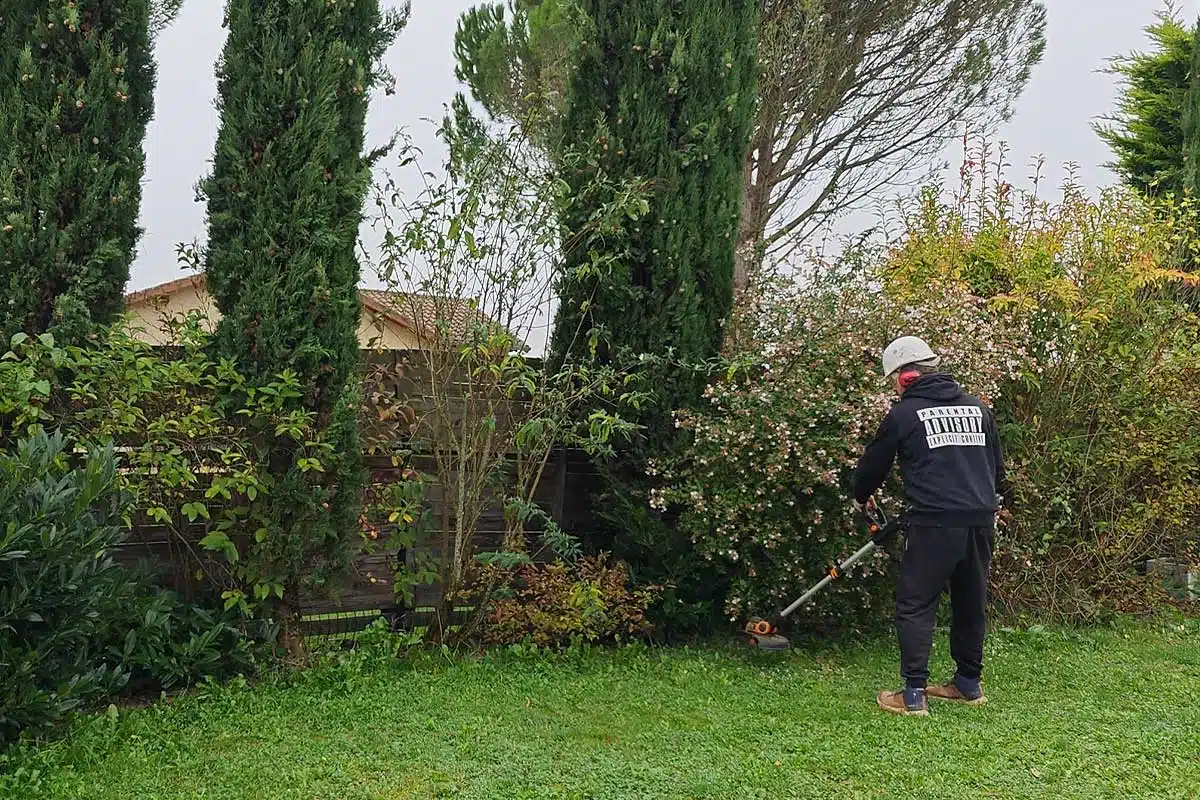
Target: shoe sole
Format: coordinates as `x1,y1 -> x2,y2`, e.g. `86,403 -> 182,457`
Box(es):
876,696 -> 930,717
927,694 -> 987,706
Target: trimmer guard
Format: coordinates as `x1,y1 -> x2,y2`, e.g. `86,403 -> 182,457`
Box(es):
746,630 -> 791,651
743,616 -> 791,651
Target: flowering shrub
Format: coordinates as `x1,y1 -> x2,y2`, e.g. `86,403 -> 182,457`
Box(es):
658,147 -> 1200,626
653,262 -> 1030,626
657,145 -> 1200,623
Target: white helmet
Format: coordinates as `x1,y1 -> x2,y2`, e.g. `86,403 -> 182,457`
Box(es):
881,336 -> 940,378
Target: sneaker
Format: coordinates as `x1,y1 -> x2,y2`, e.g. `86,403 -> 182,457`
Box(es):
926,675 -> 987,705
876,687 -> 929,717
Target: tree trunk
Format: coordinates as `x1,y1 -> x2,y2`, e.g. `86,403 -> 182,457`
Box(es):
733,148 -> 758,295
733,131 -> 774,297
433,494 -> 454,643
277,603 -> 308,663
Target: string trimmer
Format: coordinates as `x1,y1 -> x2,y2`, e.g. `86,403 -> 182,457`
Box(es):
743,502 -> 904,651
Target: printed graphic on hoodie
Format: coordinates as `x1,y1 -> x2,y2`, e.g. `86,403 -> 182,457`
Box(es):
916,406 -> 986,449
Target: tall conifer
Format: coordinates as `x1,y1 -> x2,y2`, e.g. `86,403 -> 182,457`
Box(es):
1181,18 -> 1200,199
0,1 -> 154,344
550,0 -> 759,628
200,0 -> 406,596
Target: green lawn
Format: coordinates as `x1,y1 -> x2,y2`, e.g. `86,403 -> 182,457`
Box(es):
6,622 -> 1199,800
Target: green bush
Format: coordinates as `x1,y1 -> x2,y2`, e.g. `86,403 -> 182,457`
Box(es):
0,324 -> 345,615
654,264 -> 1027,629
659,152 -> 1200,627
0,430 -> 262,744
0,431 -> 132,741
105,586 -> 260,695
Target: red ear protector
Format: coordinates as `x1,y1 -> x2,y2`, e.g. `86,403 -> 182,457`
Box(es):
897,370 -> 921,390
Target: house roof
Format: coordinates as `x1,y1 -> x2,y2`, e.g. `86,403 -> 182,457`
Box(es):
123,274 -> 207,307
124,276 -> 515,347
359,289 -> 510,344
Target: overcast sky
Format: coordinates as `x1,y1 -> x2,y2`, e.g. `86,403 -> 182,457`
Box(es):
134,0 -> 1194,292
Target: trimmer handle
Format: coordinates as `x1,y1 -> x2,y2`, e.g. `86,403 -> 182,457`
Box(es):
870,519 -> 904,546
863,497 -> 887,531
863,499 -> 903,546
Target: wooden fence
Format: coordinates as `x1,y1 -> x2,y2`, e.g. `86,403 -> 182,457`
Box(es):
299,449 -> 601,637
114,349 -> 606,638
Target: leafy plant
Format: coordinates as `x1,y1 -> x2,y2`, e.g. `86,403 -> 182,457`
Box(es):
359,470 -> 438,607
655,259 -> 1029,627
885,146 -> 1200,619
0,431 -> 133,742
658,143 -> 1200,626
477,555 -> 658,647
0,324 -> 341,617
104,587 -> 262,694
0,430 -> 263,744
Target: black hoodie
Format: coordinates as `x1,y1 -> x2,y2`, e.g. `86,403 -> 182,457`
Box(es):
853,373 -> 1005,528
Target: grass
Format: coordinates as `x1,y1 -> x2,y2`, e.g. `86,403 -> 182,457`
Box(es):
5,621 -> 1199,800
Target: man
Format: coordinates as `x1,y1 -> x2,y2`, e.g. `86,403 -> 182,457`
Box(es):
853,336 -> 1005,717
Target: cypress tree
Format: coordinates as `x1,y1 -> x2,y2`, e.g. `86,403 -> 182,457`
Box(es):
1096,11 -> 1193,198
549,0 -> 759,629
1178,17 -> 1200,295
200,0 -> 405,597
1182,18 -> 1200,201
0,1 -> 154,344
553,0 -> 757,415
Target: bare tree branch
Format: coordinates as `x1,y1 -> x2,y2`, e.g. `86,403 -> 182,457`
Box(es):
734,0 -> 1047,289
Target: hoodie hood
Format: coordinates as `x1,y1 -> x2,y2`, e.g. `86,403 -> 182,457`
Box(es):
903,373 -> 963,402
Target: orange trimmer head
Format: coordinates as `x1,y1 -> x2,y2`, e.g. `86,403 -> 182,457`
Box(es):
743,617 -> 790,651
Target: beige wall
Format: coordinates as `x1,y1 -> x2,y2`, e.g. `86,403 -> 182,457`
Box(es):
123,285 -> 421,350
123,282 -> 218,346
359,308 -> 421,350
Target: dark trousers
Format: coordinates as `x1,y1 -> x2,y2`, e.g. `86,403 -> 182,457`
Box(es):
895,525 -> 994,689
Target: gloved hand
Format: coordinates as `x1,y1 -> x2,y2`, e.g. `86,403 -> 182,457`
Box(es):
995,495 -> 1012,528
